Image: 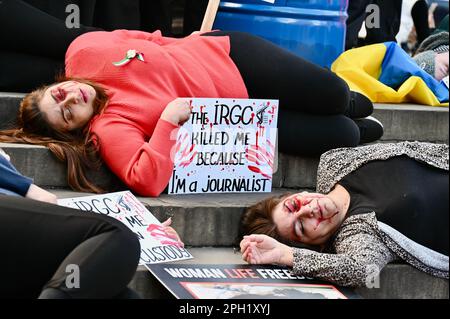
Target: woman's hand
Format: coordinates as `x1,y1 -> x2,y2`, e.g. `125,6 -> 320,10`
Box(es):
161,98 -> 192,126
435,52 -> 449,82
240,234 -> 293,267
25,184 -> 58,204
161,217 -> 184,248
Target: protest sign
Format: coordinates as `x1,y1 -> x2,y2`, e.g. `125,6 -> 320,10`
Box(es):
58,191 -> 193,265
169,98 -> 279,195
146,264 -> 359,299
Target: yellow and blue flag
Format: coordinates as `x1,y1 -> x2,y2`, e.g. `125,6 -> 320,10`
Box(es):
332,42 -> 449,106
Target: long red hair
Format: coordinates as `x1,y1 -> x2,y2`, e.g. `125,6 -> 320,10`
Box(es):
0,76 -> 109,193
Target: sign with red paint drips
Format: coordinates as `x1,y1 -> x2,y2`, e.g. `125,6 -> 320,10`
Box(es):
58,191 -> 193,264
169,98 -> 279,195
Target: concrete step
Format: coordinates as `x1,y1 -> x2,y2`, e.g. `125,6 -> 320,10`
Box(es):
0,143 -> 126,190
373,104 -> 448,143
54,189 -> 291,247
0,142 -> 319,190
128,248 -> 449,299
1,92 -> 448,142
0,92 -> 24,129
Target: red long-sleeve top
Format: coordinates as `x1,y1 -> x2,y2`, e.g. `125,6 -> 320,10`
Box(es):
65,30 -> 248,196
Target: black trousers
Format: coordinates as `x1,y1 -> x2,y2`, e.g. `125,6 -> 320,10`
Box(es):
0,0 -> 205,91
183,0 -> 209,36
203,31 -> 360,156
0,195 -> 140,299
346,0 -> 403,50
411,0 -> 431,46
0,0 -> 97,91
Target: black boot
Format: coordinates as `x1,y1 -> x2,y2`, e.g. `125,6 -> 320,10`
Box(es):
353,116 -> 384,144
344,91 -> 374,119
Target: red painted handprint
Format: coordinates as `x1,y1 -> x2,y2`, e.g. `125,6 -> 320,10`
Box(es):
245,137 -> 275,179
173,132 -> 197,168
147,219 -> 183,248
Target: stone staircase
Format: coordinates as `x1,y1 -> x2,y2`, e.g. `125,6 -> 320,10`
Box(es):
129,248 -> 449,299
1,92 -> 448,299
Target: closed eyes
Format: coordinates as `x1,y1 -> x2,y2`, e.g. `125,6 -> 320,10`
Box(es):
293,219 -> 304,240
284,202 -> 292,212
60,104 -> 74,124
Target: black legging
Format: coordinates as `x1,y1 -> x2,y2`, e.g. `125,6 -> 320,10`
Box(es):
0,195 -> 141,299
346,0 -> 403,50
411,0 -> 431,46
0,0 -> 196,91
202,31 -> 360,155
0,0 -> 98,91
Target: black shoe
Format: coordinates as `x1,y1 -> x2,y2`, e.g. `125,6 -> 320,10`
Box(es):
354,116 -> 384,144
344,91 -> 374,119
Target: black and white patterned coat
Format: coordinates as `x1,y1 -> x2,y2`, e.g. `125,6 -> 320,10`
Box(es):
292,142 -> 449,287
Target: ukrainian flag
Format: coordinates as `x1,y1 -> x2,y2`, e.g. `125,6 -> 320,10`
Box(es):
332,42 -> 449,106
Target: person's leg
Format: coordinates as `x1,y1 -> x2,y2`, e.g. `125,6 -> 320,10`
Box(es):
0,51 -> 63,92
346,0 -> 374,50
200,31 -> 379,153
91,0 -> 141,31
183,0 -> 208,36
411,0 -> 431,45
277,110 -> 360,156
140,0 -> 175,36
365,0 -> 403,44
0,0 -> 99,59
0,196 -> 140,299
202,31 -> 351,116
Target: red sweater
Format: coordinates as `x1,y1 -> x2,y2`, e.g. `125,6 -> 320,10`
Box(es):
65,30 -> 248,196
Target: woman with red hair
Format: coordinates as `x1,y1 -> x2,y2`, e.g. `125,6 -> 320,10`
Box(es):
0,28 -> 382,197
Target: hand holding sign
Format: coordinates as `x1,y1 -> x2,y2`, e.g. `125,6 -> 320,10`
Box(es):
161,98 -> 193,126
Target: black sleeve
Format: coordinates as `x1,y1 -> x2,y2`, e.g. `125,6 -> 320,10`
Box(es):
0,0 -> 98,58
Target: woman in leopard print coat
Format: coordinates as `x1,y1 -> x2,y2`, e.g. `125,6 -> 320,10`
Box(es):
240,142 -> 448,287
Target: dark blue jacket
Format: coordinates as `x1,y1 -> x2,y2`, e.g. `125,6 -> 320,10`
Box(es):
0,154 -> 32,196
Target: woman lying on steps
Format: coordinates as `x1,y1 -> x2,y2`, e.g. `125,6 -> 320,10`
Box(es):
0,148 -> 182,299
239,142 -> 449,287
0,149 -> 141,298
0,28 -> 383,197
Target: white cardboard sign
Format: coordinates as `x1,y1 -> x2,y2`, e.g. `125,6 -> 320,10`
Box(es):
169,98 -> 279,195
58,191 -> 193,265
